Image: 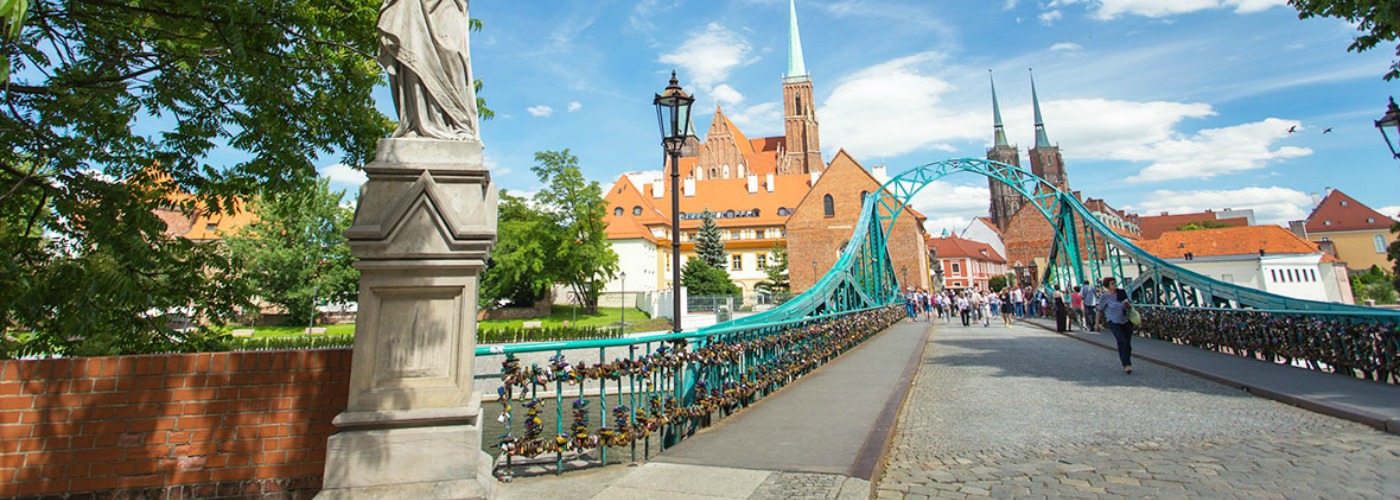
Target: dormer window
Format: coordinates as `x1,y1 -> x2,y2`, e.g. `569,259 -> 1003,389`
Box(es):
1367,217 -> 1375,223
1341,201 -> 1349,206
615,207 -> 623,216
1324,220 -> 1332,226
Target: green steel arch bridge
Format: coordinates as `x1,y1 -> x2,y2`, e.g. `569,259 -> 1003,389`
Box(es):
480,158 -> 1400,479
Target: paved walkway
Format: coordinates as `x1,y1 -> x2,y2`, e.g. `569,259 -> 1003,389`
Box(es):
877,317 -> 1400,498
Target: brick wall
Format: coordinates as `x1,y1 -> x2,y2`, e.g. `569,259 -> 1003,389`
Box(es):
0,349 -> 352,499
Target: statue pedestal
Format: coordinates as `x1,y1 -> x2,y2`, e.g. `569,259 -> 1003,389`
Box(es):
318,139 -> 497,499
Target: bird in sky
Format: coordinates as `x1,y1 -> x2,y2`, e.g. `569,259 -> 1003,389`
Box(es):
1322,128 -> 1333,134
1287,125 -> 1297,134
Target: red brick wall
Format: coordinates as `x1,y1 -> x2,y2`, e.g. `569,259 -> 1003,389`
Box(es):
0,349 -> 352,499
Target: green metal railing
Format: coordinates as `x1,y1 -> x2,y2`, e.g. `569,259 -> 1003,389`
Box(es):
480,305 -> 904,479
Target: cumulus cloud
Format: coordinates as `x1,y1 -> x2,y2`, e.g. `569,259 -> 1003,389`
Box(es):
904,180 -> 992,235
1378,206 -> 1400,221
727,102 -> 783,136
1052,0 -> 1288,19
527,105 -> 554,117
319,163 -> 367,186
658,23 -> 754,90
1039,10 -> 1063,24
1122,118 -> 1311,182
1050,42 -> 1082,52
819,52 -> 985,159
1124,186 -> 1313,225
711,84 -> 745,107
567,101 -> 582,112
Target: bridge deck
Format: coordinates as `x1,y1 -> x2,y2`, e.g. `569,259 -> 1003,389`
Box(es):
496,317 -> 1400,499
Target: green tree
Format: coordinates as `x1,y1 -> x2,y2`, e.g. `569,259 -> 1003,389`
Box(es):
695,210 -> 727,269
1390,221 -> 1400,292
682,258 -> 741,297
988,275 -> 1011,292
1350,264 -> 1397,305
1290,0 -> 1400,80
226,179 -> 357,326
1176,220 -> 1231,231
755,244 -> 790,300
479,191 -> 553,309
530,150 -> 617,314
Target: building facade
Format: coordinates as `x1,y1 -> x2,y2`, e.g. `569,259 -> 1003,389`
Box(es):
1300,189 -> 1398,272
1136,225 -> 1352,304
929,233 -> 1008,291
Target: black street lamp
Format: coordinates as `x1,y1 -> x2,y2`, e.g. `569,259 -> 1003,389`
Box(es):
1376,97 -> 1400,160
655,71 -> 694,333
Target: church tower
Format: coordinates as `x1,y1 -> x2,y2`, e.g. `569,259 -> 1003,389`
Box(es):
781,0 -> 822,175
986,72 -> 1024,231
1027,70 -> 1068,192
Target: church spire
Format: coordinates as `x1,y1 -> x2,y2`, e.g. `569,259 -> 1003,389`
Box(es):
1030,68 -> 1051,149
991,71 -> 1008,147
786,0 -> 809,82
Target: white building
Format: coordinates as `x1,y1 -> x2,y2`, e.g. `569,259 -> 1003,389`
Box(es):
1137,225 -> 1353,304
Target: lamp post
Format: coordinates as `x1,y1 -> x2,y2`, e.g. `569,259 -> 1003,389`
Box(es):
655,71 -> 694,333
1375,97 -> 1400,160
902,266 -> 908,290
620,271 -> 626,330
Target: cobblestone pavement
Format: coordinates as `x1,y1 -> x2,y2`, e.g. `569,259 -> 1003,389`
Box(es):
876,319 -> 1400,499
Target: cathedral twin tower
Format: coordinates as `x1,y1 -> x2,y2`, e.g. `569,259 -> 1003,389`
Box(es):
986,71 -> 1069,232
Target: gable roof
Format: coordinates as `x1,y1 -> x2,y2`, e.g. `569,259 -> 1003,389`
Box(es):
1305,189 -> 1394,232
1137,225 -> 1329,260
929,233 -> 1005,263
797,149 -> 927,222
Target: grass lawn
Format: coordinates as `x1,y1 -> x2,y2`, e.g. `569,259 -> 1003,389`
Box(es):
478,305 -> 650,330
234,324 -> 357,338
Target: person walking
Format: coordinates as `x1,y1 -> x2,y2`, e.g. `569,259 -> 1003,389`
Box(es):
999,291 -> 1014,327
1096,277 -> 1135,374
1070,286 -> 1085,330
1010,287 -> 1024,318
1053,288 -> 1068,332
1081,280 -> 1098,331
904,287 -> 918,322
980,290 -> 994,327
956,293 -> 971,327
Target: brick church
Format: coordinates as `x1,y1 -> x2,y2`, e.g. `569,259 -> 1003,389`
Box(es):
601,0 -> 929,298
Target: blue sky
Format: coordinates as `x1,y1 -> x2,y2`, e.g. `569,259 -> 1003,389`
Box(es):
320,0 -> 1400,235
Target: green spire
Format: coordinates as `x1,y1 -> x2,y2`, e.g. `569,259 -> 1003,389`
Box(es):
1031,69 -> 1052,149
991,71 -> 1008,147
786,0 -> 809,81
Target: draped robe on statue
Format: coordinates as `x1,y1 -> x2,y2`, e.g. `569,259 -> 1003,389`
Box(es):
377,0 -> 478,140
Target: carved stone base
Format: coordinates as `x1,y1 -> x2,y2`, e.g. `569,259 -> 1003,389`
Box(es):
318,423 -> 495,500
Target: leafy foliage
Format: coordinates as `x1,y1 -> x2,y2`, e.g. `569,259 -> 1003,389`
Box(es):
695,209 -> 727,269
682,258 -> 741,297
1390,221 -> 1400,292
755,244 -> 790,299
225,178 -> 357,326
480,191 -> 554,309
479,150 -> 617,314
478,325 -> 623,344
1290,0 -> 1400,80
1175,220 -> 1231,231
988,275 -> 1011,292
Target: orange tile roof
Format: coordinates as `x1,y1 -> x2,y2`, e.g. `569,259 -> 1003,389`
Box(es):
604,172 -> 812,236
1136,210 -> 1249,239
1137,225 -> 1326,259
1304,189 -> 1395,232
928,233 -> 1005,263
750,136 -> 783,153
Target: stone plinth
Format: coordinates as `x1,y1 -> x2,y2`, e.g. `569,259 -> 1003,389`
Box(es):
318,138 -> 496,499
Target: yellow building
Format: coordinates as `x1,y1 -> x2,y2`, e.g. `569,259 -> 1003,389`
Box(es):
1303,189 -> 1397,272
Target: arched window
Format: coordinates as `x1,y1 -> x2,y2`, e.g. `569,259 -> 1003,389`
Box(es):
723,165 -> 730,178
823,194 -> 835,217
1377,234 -> 1388,253
795,94 -> 802,114
633,206 -> 643,216
614,207 -> 623,216
777,207 -> 791,216
709,168 -> 717,178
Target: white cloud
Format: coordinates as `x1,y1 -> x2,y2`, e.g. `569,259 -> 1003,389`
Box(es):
1052,0 -> 1288,19
1377,206 -> 1400,221
567,101 -> 582,112
1122,118 -> 1311,182
319,163 -> 367,186
819,52 -> 985,159
1049,43 -> 1082,52
727,102 -> 783,136
527,105 -> 554,117
905,180 -> 992,235
1125,186 -> 1313,225
658,23 -> 754,90
1007,98 -> 1217,158
711,84 -> 745,107
1039,10 -> 1063,24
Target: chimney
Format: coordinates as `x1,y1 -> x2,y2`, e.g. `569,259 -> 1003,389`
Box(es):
809,171 -> 821,186
747,174 -> 758,194
1324,186 -> 1334,197
684,178 -> 696,197
765,173 -> 775,193
871,165 -> 888,183
1309,192 -> 1321,207
652,179 -> 664,199
1287,220 -> 1307,239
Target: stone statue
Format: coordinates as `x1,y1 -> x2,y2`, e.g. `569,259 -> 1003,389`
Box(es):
377,0 -> 479,140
